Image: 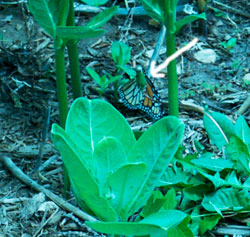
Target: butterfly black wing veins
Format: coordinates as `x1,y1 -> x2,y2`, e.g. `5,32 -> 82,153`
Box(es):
118,76 -> 165,120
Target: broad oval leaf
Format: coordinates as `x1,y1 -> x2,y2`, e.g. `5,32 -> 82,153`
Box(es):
86,210 -> 190,236
107,163 -> 147,220
94,137 -> 128,193
127,116 -> 185,216
51,124 -> 117,221
65,98 -> 136,159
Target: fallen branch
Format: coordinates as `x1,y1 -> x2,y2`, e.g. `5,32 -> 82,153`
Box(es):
0,153 -> 97,223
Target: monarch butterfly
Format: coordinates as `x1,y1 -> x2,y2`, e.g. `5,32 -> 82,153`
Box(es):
118,68 -> 165,120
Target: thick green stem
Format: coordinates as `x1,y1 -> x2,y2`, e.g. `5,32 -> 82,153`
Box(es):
166,31 -> 179,117
55,41 -> 70,197
67,0 -> 82,99
55,45 -> 68,128
165,0 -> 179,117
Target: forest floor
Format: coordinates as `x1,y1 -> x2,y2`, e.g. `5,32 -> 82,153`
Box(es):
0,0 -> 249,236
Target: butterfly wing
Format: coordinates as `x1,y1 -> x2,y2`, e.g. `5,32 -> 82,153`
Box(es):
118,75 -> 165,120
118,79 -> 144,110
139,78 -> 165,120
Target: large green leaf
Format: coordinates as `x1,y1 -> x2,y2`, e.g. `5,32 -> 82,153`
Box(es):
28,0 -> 57,36
86,6 -> 119,29
65,98 -> 136,160
93,137 -> 128,194
234,115 -> 250,153
56,26 -> 105,40
126,116 -> 185,216
86,210 -> 190,237
202,188 -> 250,214
51,124 -> 117,221
107,163 -> 147,220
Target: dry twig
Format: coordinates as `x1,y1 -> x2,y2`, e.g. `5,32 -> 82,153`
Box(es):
0,153 -> 97,223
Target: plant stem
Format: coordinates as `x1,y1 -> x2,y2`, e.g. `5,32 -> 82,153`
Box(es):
67,0 -> 82,99
165,0 -> 179,117
55,44 -> 68,128
55,41 -> 71,198
166,31 -> 179,117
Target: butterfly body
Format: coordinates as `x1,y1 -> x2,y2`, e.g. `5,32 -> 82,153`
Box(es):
118,70 -> 165,120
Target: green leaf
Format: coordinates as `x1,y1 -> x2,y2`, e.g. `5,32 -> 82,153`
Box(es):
141,0 -> 165,23
163,188 -> 177,210
80,0 -> 108,6
227,38 -> 237,49
56,26 -> 105,40
65,98 -> 136,160
199,215 -> 221,235
118,65 -> 136,78
86,210 -> 190,236
86,6 -> 119,29
111,41 -> 131,66
86,67 -> 101,85
141,190 -> 167,218
203,111 -> 234,150
202,188 -> 250,214
234,115 -> 250,153
175,13 -> 206,35
184,184 -> 212,201
93,137 -> 128,193
191,152 -> 234,172
51,124 -> 117,221
142,189 -> 177,218
159,167 -> 191,187
28,0 -> 57,36
199,172 -> 226,189
226,135 -> 250,176
107,163 -> 147,220
126,117 -> 185,216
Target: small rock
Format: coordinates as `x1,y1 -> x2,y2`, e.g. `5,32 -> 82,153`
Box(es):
194,49 -> 217,64
243,73 -> 250,85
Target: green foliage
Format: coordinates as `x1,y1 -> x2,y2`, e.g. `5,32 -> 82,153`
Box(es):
111,41 -> 131,67
158,111 -> 250,235
221,37 -> 237,52
86,67 -> 121,96
80,0 -> 108,6
140,0 -> 206,35
52,98 -> 185,234
86,210 -> 191,237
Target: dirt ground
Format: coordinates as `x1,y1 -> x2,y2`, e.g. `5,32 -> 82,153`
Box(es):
0,1 -> 249,236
